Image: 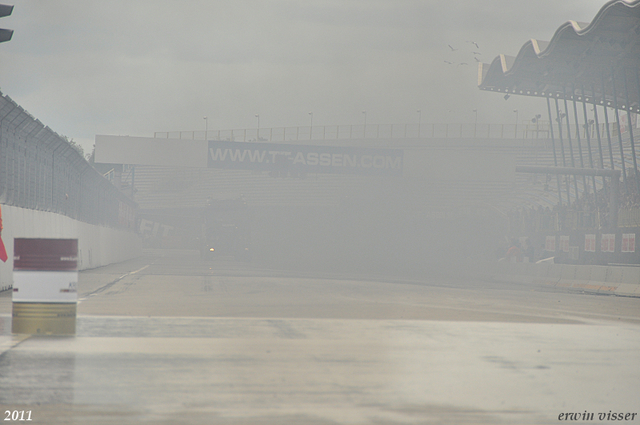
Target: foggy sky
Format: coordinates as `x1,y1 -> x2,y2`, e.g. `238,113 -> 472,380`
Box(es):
0,0 -> 606,154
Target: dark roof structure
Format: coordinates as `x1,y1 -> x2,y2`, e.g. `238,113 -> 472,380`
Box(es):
478,0 -> 640,113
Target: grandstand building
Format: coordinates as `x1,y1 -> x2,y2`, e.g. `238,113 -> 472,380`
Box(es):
479,0 -> 640,264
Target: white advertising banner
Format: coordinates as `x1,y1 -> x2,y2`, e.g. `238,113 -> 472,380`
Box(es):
560,235 -> 570,252
622,233 -> 635,253
545,235 -> 556,252
584,234 -> 596,252
601,234 -> 616,253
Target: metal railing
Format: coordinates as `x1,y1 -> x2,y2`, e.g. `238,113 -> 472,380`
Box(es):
618,207 -> 640,228
509,207 -> 640,232
0,92 -> 136,230
154,121 -> 619,143
509,209 -> 617,233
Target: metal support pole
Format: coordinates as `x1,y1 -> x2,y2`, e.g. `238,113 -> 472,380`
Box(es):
590,84 -> 606,170
601,75 -> 616,173
611,67 -> 628,193
623,68 -> 640,195
610,172 -> 619,229
584,87 -> 600,227
581,85 -> 606,227
546,96 -> 564,208
580,85 -> 597,169
563,87 -> 581,201
579,85 -> 597,196
590,84 -> 612,225
571,85 -> 589,195
555,97 -> 572,206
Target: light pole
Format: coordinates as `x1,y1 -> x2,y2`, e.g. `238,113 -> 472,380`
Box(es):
362,110 -> 367,137
513,109 -> 519,137
473,109 -> 478,137
254,114 -> 260,141
309,112 -> 313,140
417,109 -> 422,137
203,116 -> 208,140
532,114 -> 541,138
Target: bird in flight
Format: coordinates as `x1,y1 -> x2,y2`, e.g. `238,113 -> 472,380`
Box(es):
467,41 -> 480,49
448,44 -> 457,51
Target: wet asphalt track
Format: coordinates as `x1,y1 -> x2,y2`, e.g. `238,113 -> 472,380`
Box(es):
1,250 -> 639,424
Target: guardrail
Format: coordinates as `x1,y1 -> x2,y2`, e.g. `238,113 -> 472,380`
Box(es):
490,261 -> 640,297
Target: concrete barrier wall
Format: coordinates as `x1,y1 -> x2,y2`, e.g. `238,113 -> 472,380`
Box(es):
0,204 -> 142,291
488,260 -> 640,297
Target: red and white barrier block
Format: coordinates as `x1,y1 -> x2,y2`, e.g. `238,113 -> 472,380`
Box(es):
12,238 -> 78,335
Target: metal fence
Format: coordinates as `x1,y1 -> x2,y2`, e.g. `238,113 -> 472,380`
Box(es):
509,206 -> 640,234
0,92 -> 136,230
154,121 -> 617,143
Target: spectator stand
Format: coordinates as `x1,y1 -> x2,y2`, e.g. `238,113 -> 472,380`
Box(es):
478,0 -> 640,265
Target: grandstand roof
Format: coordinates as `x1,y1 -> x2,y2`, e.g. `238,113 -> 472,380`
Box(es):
478,0 -> 640,113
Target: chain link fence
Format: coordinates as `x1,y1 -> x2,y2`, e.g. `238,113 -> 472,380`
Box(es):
0,92 -> 136,230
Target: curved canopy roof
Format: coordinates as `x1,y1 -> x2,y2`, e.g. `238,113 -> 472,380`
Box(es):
478,0 -> 640,113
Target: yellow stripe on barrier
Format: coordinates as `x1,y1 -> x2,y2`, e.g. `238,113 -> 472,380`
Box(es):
11,302 -> 76,335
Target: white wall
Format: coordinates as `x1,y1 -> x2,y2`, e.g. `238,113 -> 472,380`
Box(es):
0,204 -> 142,291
